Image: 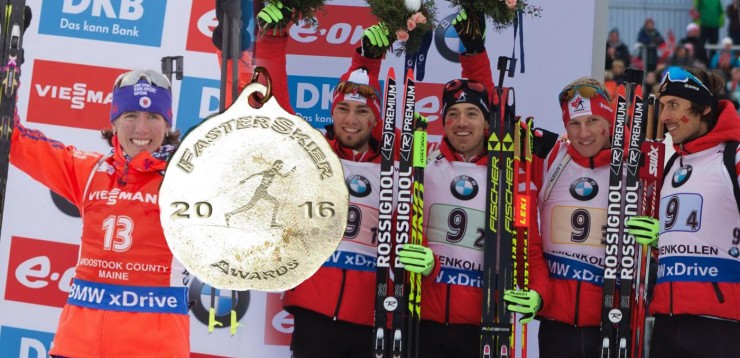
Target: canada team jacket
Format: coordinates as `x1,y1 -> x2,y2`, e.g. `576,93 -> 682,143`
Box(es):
652,100 -> 740,321
11,120 -> 189,357
529,141 -> 613,327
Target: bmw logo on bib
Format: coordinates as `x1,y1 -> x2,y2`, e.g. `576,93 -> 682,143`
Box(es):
346,175 -> 371,198
672,165 -> 692,188
570,177 -> 598,201
450,175 -> 479,200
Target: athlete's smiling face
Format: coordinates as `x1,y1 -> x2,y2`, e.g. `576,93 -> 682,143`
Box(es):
331,100 -> 376,152
112,111 -> 169,157
565,115 -> 611,157
444,103 -> 488,160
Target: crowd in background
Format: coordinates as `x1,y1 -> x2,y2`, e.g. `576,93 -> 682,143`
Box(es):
605,0 -> 740,110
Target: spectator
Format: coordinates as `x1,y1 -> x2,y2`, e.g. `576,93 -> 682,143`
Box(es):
667,44 -> 696,68
637,18 -> 665,71
692,0 -> 724,46
709,37 -> 738,80
727,0 -> 740,45
606,28 -> 631,70
611,59 -> 627,85
727,66 -> 740,109
680,22 -> 709,65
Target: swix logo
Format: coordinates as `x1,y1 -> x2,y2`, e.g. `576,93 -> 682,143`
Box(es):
28,60 -> 124,130
38,0 -> 166,46
648,146 -> 660,176
5,236 -> 78,308
264,293 -> 292,346
0,326 -> 55,358
287,5 -> 375,57
88,188 -> 158,205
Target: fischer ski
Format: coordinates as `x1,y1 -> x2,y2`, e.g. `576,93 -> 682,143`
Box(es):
0,0 -> 28,238
481,56 -> 516,358
407,89 -> 427,358
375,66 -> 398,358
600,69 -> 645,358
631,94 -> 663,358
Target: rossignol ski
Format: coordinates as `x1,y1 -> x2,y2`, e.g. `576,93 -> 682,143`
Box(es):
0,0 -> 28,238
407,85 -> 428,358
631,94 -> 663,358
375,66 -> 398,358
389,69 -> 415,358
600,69 -> 645,358
481,56 -> 516,358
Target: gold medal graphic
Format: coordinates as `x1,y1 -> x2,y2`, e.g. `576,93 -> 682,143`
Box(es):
160,71 -> 348,291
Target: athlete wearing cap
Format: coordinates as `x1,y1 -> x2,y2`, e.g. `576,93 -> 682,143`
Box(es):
504,77 -> 617,358
627,66 -> 740,357
11,69 -> 189,357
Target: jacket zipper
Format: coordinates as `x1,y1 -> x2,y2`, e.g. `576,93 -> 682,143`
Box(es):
711,282 -> 725,303
332,269 -> 347,320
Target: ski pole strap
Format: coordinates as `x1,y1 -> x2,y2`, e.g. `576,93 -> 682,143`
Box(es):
542,152 -> 571,202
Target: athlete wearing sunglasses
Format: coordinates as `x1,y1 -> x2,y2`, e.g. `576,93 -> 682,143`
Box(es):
415,8 -> 500,358
11,69 -> 190,357
504,77 -> 617,358
626,66 -> 740,357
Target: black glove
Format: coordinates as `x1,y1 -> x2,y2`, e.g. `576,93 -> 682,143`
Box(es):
452,9 -> 485,55
532,127 -> 559,159
24,5 -> 31,32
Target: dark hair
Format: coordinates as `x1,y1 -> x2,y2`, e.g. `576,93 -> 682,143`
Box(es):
100,129 -> 182,147
685,67 -> 725,130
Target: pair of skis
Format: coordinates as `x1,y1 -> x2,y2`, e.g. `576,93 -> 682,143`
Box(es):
631,94 -> 664,358
0,0 -> 28,239
374,67 -> 427,358
600,69 -> 648,358
480,56 -> 518,358
513,116 -> 534,358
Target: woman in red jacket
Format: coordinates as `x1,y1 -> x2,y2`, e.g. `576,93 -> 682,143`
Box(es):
12,70 -> 190,357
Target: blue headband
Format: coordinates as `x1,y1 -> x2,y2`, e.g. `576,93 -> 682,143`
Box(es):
110,79 -> 173,125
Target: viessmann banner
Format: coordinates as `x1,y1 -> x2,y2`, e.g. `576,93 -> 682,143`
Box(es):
0,1 -> 600,356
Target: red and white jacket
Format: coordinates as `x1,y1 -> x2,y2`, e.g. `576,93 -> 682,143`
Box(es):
652,100 -> 740,321
529,141 -> 612,327
418,51 -> 496,325
10,120 -> 189,357
280,41 -> 386,326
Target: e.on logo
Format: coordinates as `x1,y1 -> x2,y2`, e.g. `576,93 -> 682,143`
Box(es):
27,60 -> 123,131
4,236 -> 79,308
287,5 -> 376,57
414,82 -> 445,137
187,0 -> 218,54
263,292 -> 292,346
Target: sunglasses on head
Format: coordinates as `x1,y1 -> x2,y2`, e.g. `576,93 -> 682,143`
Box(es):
444,79 -> 486,94
114,70 -> 171,90
558,84 -> 609,103
661,66 -> 710,92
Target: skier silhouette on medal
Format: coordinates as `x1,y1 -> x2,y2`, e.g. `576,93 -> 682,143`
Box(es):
226,160 -> 295,227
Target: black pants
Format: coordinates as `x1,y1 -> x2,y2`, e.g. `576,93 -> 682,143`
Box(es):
650,314 -> 740,358
538,319 -> 600,358
418,320 -> 479,358
290,307 -> 373,358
